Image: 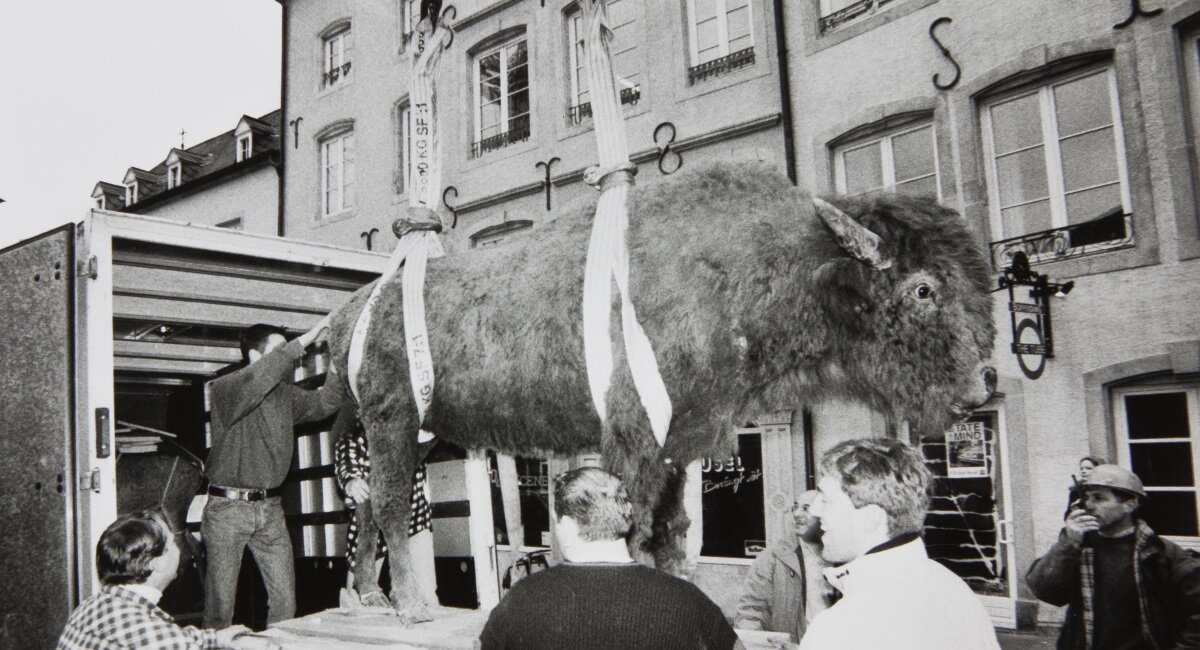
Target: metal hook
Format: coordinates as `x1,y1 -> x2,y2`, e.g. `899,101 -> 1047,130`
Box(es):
535,157 -> 561,211
1113,0 -> 1162,29
442,186 -> 459,229
440,5 -> 457,49
929,17 -> 961,91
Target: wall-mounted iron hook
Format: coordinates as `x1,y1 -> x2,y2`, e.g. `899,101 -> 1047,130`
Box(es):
929,17 -> 961,91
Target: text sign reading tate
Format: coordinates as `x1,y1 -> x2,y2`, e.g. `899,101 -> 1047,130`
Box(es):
946,420 -> 988,478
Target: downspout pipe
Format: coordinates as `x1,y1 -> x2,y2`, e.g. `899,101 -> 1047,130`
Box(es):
277,0 -> 289,237
771,0 -> 797,186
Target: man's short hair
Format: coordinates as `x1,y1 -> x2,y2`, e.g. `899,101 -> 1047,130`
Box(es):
240,324 -> 286,364
554,467 -> 633,542
97,510 -> 168,586
820,438 -> 932,537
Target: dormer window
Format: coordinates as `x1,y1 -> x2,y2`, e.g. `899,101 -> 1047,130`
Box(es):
125,182 -> 138,205
322,24 -> 353,88
237,134 -> 252,162
96,197 -> 105,209
167,164 -> 182,190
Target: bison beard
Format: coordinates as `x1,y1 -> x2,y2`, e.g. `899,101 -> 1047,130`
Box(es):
322,162 -> 996,618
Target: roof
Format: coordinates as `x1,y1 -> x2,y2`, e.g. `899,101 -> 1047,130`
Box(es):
94,109 -> 281,212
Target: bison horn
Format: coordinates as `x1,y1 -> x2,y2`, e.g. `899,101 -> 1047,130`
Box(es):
813,198 -> 893,271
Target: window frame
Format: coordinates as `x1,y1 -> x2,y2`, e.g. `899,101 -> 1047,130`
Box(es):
980,65 -> 1133,249
471,34 -> 530,157
395,102 -> 411,195
166,164 -> 182,190
685,0 -> 755,67
1181,29 -> 1200,208
125,182 -> 138,206
236,134 -> 253,162
693,426 -> 767,565
322,24 -> 353,89
565,1 -> 642,125
832,121 -> 941,200
1112,383 -> 1200,551
320,128 -> 356,219
95,197 -> 105,210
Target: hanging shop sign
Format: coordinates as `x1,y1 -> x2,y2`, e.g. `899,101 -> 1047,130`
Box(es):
996,251 -> 1074,380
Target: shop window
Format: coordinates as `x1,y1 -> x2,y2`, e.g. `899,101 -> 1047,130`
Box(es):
981,66 -> 1133,264
565,0 -> 642,126
320,128 -> 356,218
394,102 -> 411,195
322,23 -> 353,89
471,35 -> 530,158
487,453 -> 552,549
833,122 -> 939,199
685,0 -> 755,84
1113,384 -> 1200,548
699,428 -> 766,559
470,220 -> 533,248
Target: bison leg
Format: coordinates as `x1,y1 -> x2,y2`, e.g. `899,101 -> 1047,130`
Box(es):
602,428 -> 690,575
361,413 -> 433,625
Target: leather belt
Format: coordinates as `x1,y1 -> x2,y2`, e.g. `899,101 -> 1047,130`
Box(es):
208,485 -> 283,501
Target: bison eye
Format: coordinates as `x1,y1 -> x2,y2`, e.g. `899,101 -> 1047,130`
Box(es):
914,283 -> 934,300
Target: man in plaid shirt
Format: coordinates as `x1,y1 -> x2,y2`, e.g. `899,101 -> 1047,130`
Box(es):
58,509 -> 254,649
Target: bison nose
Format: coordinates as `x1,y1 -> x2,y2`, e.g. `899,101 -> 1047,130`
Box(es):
982,366 -> 997,399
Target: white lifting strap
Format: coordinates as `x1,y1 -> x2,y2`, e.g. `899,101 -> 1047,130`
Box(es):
347,19 -> 451,446
579,0 -> 673,446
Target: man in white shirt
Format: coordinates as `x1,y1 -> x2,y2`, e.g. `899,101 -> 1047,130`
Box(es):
800,438 -> 1000,650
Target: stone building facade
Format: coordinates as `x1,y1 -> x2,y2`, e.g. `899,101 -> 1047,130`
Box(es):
278,0 -> 1200,630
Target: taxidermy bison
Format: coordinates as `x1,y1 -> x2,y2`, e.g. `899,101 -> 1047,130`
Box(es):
323,162 -> 997,618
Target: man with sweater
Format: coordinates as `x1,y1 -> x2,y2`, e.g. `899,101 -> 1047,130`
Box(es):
800,438 -> 1000,650
1027,464 -> 1200,649
479,467 -> 737,650
202,318 -> 343,629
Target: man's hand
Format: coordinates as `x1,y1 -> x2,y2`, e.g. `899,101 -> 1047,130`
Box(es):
214,625 -> 252,647
346,476 -> 370,504
298,314 -> 332,349
1064,508 -> 1100,545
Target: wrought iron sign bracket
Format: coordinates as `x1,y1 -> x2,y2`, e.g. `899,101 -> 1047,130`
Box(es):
1114,0 -> 1162,29
535,157 -> 561,211
929,17 -> 961,91
995,252 -> 1074,380
360,227 -> 380,251
442,186 -> 459,228
653,122 -> 682,175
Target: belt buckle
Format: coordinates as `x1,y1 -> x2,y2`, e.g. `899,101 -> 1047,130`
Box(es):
246,488 -> 266,501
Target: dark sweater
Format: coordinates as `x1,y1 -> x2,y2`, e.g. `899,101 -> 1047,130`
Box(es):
480,562 -> 737,650
207,339 -> 342,489
1092,533 -> 1145,650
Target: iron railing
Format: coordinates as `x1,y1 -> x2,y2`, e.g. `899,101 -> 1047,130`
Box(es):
471,114 -> 531,158
322,61 -> 352,87
567,86 -> 641,125
687,47 -> 755,85
989,209 -> 1134,270
819,0 -> 900,33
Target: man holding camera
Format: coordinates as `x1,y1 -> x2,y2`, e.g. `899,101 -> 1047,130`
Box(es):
1027,464 -> 1200,649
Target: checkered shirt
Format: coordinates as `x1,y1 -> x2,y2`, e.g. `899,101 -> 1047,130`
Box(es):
57,585 -> 215,650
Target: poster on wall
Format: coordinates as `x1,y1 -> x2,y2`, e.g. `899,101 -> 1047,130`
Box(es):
701,431 -> 766,558
946,420 -> 988,478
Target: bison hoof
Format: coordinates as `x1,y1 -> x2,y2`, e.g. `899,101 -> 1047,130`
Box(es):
360,590 -> 391,609
393,597 -> 434,626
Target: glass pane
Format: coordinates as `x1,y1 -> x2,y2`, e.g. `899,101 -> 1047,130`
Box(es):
1000,200 -> 1052,238
1065,184 -> 1122,227
507,62 -> 528,94
843,142 -> 883,196
1140,491 -> 1199,536
895,175 -> 937,198
727,6 -> 751,41
508,40 -> 527,70
508,89 -> 530,119
342,134 -> 354,160
728,33 -> 752,53
1126,393 -> 1191,439
1131,442 -> 1195,487
479,52 -> 501,83
1054,71 -> 1112,138
1060,128 -> 1117,192
609,0 -> 635,28
892,126 -> 935,183
696,19 -> 720,61
701,433 -> 766,558
990,93 -> 1043,155
693,0 -> 718,22
479,101 -> 501,137
996,147 -> 1048,208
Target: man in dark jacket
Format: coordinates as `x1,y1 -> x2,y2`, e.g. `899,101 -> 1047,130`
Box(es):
1026,464 -> 1200,649
202,318 -> 344,629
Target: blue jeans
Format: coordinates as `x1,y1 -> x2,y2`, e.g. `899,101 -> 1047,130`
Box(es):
202,495 -> 295,629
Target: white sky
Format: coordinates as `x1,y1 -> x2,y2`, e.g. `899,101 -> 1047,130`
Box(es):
0,1 -> 282,249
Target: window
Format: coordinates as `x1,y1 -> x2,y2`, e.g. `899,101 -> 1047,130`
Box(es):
819,0 -> 907,33
981,67 -> 1132,256
395,103 -> 411,194
95,197 -> 105,209
400,0 -> 419,44
566,1 -> 642,125
470,220 -> 533,248
686,0 -> 755,83
323,25 -> 353,88
321,130 -> 356,217
487,453 -> 551,549
1182,29 -> 1200,201
473,36 -> 530,158
699,428 -> 766,559
125,182 -> 138,205
834,123 -> 939,199
1113,384 -> 1200,549
167,164 -> 182,190
237,134 -> 252,162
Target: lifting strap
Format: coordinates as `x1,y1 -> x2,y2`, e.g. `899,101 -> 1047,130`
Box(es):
579,0 -> 672,446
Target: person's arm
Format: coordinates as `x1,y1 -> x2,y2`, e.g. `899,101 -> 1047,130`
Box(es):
733,550 -> 775,630
1025,532 -> 1083,607
1167,542 -> 1200,649
211,339 -> 306,429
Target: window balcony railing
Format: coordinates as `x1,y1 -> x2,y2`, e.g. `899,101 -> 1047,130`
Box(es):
323,61 -> 352,87
989,208 -> 1135,270
819,0 -> 900,33
687,47 -> 755,85
471,114 -> 531,158
567,85 -> 641,125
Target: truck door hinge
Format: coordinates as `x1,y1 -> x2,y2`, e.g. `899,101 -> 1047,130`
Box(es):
79,468 -> 102,494
77,256 -> 98,280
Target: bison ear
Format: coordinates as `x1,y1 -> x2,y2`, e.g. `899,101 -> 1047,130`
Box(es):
813,258 -> 873,329
813,198 -> 893,271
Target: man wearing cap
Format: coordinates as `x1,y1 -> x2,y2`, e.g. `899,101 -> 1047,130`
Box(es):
1027,464 -> 1200,649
